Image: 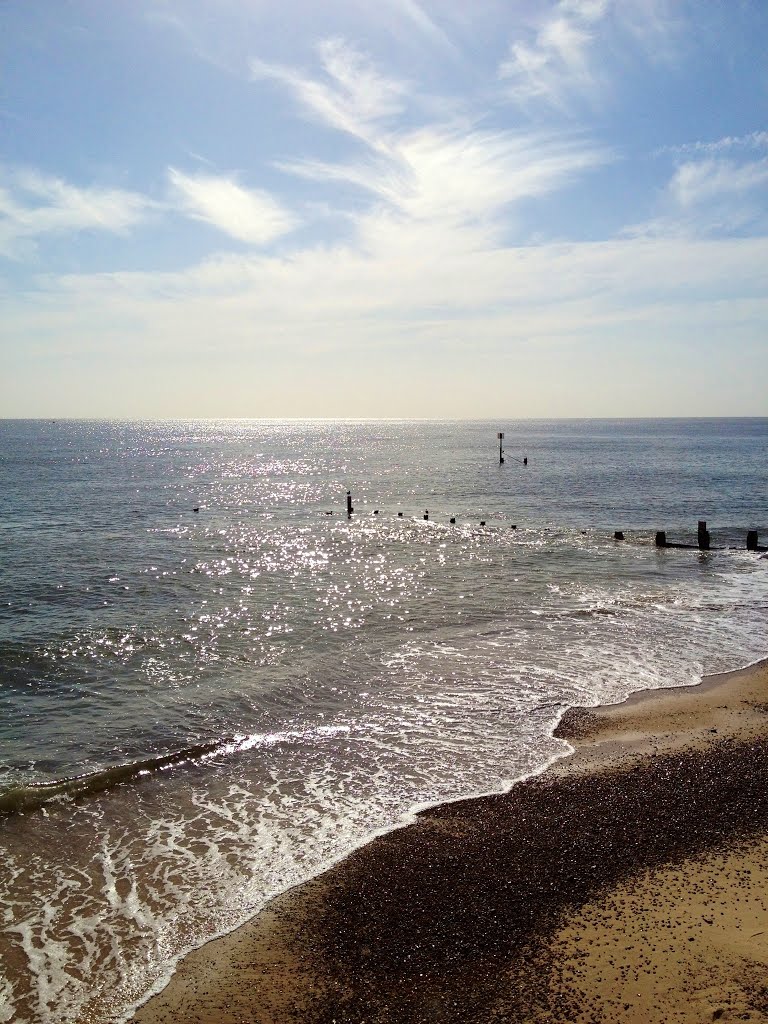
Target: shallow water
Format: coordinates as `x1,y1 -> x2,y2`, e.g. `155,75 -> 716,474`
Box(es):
0,418 -> 766,1023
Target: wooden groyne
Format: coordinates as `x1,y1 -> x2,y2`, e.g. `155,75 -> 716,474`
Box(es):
654,521 -> 766,552
341,499 -> 763,550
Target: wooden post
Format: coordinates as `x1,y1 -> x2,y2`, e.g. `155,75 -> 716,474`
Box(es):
498,432 -> 504,464
424,510 -> 429,520
698,520 -> 710,551
747,530 -> 759,551
614,531 -> 624,540
655,531 -> 667,547
346,491 -> 353,517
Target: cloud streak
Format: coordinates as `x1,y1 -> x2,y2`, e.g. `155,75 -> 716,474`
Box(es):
282,126 -> 608,248
0,170 -> 152,257
658,131 -> 768,158
252,38 -> 408,148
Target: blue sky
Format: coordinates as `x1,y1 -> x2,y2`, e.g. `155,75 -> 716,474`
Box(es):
1,0 -> 767,417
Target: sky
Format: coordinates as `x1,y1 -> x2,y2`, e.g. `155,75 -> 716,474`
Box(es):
1,0 -> 767,418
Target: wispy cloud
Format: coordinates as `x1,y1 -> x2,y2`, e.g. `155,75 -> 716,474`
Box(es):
282,126 -> 608,244
168,168 -> 298,245
257,38 -> 609,249
365,0 -> 462,60
0,170 -> 151,258
252,38 -> 408,148
499,0 -> 681,113
498,0 -> 609,111
658,130 -> 768,158
670,157 -> 768,208
625,154 -> 768,238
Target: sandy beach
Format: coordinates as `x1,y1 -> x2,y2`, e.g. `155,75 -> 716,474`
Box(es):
130,658 -> 768,1024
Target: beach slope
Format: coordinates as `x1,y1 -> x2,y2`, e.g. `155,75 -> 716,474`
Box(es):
130,660 -> 768,1024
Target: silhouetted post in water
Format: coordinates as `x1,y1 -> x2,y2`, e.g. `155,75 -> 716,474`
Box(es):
655,531 -> 667,548
347,491 -> 353,518
614,531 -> 624,540
523,457 -> 528,465
498,432 -> 504,464
450,517 -> 456,524
698,520 -> 710,551
424,510 -> 429,520
747,530 -> 759,551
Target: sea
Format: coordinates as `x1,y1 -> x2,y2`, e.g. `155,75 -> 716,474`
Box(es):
0,418 -> 766,1024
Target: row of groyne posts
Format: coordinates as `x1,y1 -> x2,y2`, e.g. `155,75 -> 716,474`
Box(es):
653,521 -> 766,552
345,491 -> 502,528
344,495 -> 765,552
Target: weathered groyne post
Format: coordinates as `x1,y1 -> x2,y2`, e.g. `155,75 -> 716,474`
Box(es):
498,432 -> 504,464
698,520 -> 710,551
347,491 -> 353,517
655,531 -> 667,547
747,530 -> 759,551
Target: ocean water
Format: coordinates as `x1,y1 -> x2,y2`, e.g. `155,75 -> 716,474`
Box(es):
0,418 -> 766,1024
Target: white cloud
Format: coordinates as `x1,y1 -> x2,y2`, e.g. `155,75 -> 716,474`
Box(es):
627,154 -> 768,238
6,210 -> 766,415
658,130 -> 768,158
252,37 -> 408,147
288,126 -> 603,206
281,124 -> 609,259
381,0 -> 460,56
262,38 -> 610,239
396,127 -> 606,228
499,0 -> 682,113
670,157 -> 768,208
0,170 -> 151,257
168,168 -> 298,245
499,0 -> 607,111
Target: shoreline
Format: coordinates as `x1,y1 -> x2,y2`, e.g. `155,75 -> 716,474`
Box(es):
130,656 -> 768,1024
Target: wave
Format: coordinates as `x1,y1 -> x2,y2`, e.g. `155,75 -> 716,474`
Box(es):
0,742 -> 226,814
0,723 -> 354,815
538,597 -> 768,621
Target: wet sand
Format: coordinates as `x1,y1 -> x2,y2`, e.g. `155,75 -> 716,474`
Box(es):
131,658 -> 768,1024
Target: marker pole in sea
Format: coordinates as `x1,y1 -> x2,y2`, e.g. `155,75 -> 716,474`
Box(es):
498,432 -> 504,464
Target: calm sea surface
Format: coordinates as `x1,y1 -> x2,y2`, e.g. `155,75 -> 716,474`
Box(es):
0,418 -> 766,1023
